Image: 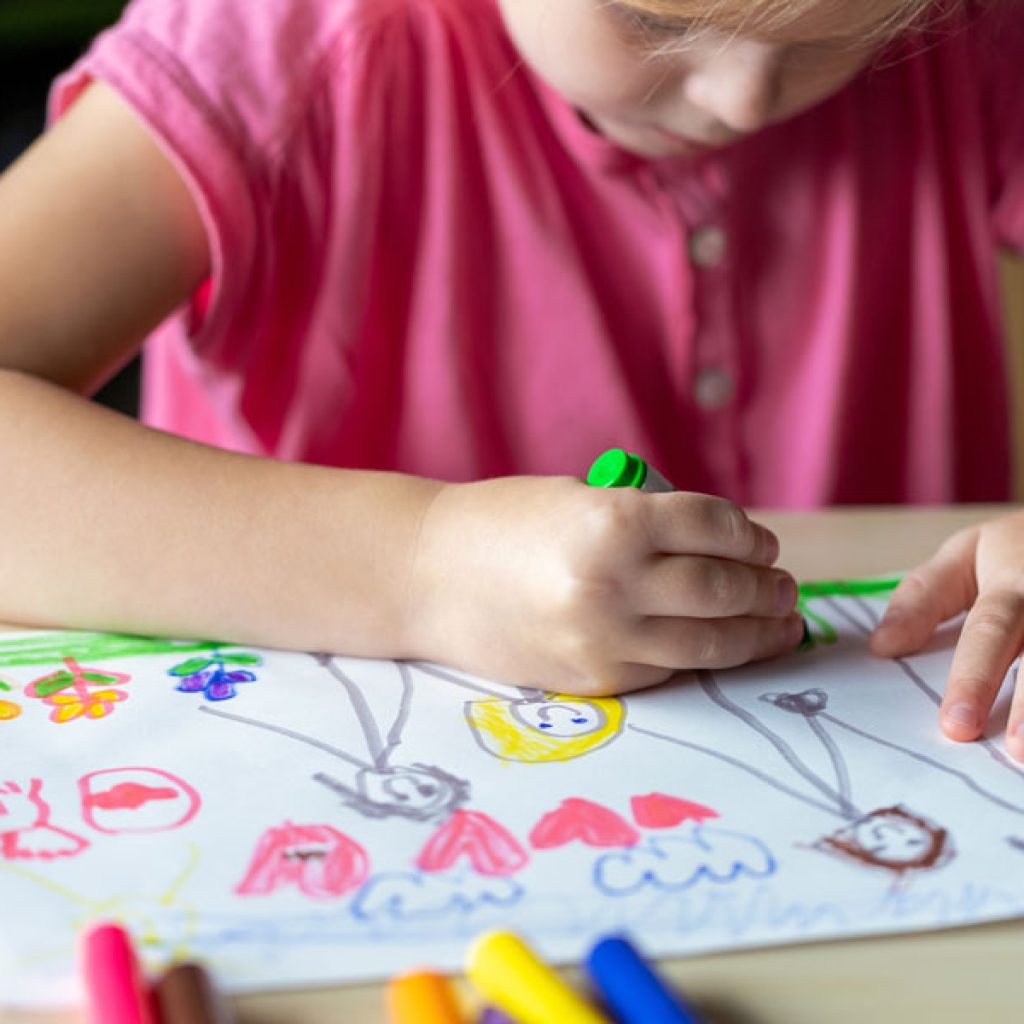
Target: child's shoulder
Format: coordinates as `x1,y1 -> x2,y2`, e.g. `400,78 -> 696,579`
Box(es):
67,0 -> 506,155
111,0 -> 501,54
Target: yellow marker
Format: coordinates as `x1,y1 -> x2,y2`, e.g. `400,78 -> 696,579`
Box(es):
465,930 -> 609,1024
387,970 -> 465,1023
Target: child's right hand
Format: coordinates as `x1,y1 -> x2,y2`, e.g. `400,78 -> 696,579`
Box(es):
407,476 -> 803,694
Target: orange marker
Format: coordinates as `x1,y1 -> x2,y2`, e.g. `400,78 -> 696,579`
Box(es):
388,970 -> 465,1023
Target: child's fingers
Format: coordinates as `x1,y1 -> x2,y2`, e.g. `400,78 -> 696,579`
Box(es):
939,588 -> 1024,742
869,530 -> 978,657
644,493 -> 779,565
633,556 -> 797,619
1006,663 -> 1024,762
630,612 -> 804,670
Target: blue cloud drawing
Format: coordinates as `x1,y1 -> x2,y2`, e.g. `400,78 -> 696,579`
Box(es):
594,826 -> 776,896
351,869 -> 523,921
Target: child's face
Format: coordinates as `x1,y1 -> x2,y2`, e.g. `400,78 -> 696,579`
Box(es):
497,0 -> 909,157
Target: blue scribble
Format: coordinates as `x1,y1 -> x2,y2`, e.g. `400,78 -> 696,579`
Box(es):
351,869 -> 523,922
169,650 -> 263,701
593,826 -> 776,897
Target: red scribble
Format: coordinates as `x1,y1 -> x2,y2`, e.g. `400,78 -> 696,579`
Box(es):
235,822 -> 370,899
0,780 -> 89,860
630,792 -> 719,828
416,810 -> 528,876
79,767 -> 201,834
88,782 -> 179,811
529,798 -> 640,850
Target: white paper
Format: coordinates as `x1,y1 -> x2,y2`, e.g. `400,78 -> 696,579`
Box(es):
0,585 -> 1022,1009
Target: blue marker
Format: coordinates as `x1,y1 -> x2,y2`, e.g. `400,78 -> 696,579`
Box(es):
585,935 -> 703,1024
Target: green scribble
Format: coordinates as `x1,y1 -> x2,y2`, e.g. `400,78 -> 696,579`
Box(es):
0,631 -> 220,669
797,574 -> 902,649
0,575 -> 904,668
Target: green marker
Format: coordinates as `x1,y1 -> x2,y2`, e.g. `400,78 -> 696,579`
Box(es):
586,448 -> 675,493
588,448 -> 808,648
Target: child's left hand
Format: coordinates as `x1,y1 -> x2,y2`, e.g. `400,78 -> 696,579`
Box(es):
869,509 -> 1024,762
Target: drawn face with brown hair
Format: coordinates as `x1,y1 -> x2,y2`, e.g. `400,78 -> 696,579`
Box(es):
496,0 -> 926,157
815,805 -> 953,873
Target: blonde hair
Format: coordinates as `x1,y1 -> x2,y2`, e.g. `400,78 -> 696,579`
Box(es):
612,0 -> 947,41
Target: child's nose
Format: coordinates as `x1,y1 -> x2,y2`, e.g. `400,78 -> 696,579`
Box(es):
683,41 -> 780,135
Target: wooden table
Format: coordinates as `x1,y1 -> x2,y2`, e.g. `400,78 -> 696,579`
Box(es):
8,505 -> 1023,1024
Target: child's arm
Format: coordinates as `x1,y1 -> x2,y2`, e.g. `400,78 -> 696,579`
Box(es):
870,511 -> 1024,760
0,83 -> 801,689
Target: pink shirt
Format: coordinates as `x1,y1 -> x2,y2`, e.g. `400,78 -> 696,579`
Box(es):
51,0 -> 1024,506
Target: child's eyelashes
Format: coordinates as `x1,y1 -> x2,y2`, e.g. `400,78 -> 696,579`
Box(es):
607,4 -> 697,43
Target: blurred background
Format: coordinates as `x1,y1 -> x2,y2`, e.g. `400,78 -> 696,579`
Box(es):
0,0 -> 136,415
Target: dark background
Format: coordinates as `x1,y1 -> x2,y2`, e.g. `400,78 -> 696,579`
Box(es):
1,0 -> 137,415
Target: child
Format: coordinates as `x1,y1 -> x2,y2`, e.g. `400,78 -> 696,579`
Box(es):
0,0 -> 1021,758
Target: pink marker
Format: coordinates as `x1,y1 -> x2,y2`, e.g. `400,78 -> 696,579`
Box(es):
80,922 -> 155,1024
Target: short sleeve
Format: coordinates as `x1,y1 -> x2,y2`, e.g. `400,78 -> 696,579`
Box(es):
975,0 -> 1024,252
46,0 -> 351,359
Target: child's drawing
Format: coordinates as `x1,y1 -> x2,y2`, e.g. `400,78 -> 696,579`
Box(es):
632,672 -> 961,879
593,826 -> 777,896
1,843 -> 202,962
0,780 -> 89,860
420,663 -> 626,764
416,809 -> 528,876
351,868 -> 523,923
25,658 -> 132,724
529,798 -> 640,850
235,821 -> 369,899
78,768 -> 200,834
201,656 -> 471,824
1,586 -> 1024,1008
169,649 -> 263,702
813,805 -> 951,873
0,674 -> 21,720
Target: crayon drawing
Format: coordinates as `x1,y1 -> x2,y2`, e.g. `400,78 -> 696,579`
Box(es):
0,579 -> 1023,1009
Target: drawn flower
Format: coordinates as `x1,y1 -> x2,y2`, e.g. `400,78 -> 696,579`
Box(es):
169,651 -> 262,702
45,687 -> 128,724
25,659 -> 132,725
0,700 -> 21,721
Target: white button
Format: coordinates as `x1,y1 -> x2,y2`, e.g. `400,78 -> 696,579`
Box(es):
693,367 -> 734,410
689,225 -> 727,268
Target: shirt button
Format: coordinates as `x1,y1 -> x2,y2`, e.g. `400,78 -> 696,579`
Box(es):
689,225 -> 727,268
693,367 -> 735,410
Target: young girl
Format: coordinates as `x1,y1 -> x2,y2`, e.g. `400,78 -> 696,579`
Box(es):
0,0 -> 1021,757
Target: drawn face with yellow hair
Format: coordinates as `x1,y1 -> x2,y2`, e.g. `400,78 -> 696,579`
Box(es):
465,694 -> 625,763
496,0 -> 931,157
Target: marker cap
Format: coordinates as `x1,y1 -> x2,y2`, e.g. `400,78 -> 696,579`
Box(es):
587,449 -> 648,489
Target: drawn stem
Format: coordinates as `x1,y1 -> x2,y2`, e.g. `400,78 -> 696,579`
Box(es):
197,705 -> 370,771
820,712 -> 1024,818
627,724 -> 842,819
804,714 -> 859,819
698,671 -> 855,817
314,655 -> 388,769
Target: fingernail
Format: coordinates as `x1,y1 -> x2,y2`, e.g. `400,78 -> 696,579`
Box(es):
1007,723 -> 1024,761
776,576 -> 797,613
944,703 -> 980,731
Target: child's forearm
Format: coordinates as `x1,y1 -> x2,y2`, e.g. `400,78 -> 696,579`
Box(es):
0,369 -> 444,656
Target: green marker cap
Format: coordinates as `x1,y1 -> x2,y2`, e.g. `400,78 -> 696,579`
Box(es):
587,448 -> 649,489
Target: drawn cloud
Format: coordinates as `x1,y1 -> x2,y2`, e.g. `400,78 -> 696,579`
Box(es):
350,869 -> 523,921
593,826 -> 776,896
